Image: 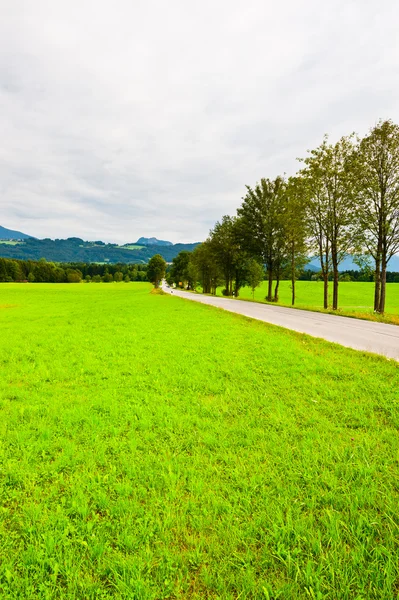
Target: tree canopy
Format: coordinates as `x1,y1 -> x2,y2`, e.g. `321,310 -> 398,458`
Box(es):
147,254 -> 166,288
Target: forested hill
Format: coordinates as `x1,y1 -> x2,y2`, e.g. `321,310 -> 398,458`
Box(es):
0,237 -> 199,264
0,225 -> 33,240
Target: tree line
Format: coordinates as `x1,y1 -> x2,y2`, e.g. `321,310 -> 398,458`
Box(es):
0,257 -> 148,283
167,119 -> 399,314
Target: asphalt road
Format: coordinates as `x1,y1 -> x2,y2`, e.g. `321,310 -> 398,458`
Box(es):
162,284 -> 399,361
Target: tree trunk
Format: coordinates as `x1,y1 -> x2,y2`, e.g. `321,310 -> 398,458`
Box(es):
274,272 -> 280,302
266,269 -> 273,302
374,254 -> 381,312
202,269 -> 210,294
234,279 -> 240,297
319,237 -> 329,310
291,249 -> 295,306
332,269 -> 339,310
332,252 -> 339,311
323,273 -> 328,310
225,277 -> 230,295
330,237 -> 338,310
379,253 -> 387,314
374,226 -> 382,311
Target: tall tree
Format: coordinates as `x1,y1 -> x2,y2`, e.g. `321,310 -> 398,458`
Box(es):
209,216 -> 238,296
209,215 -> 250,297
284,176 -> 309,306
169,251 -> 193,289
238,176 -> 286,302
147,254 -> 166,288
300,135 -> 357,310
191,241 -> 221,294
354,119 -> 399,313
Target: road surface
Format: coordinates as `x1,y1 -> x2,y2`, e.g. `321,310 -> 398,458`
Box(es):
162,284 -> 399,361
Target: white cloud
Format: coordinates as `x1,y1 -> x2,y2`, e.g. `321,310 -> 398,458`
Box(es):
1,0 -> 399,243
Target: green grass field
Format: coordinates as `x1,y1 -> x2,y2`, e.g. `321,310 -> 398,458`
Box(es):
0,283 -> 398,599
119,245 -> 144,250
213,281 -> 399,322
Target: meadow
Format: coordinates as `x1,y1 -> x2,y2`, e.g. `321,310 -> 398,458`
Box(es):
0,282 -> 398,599
214,281 -> 399,323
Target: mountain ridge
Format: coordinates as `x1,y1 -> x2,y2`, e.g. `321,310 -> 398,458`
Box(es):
135,237 -> 173,246
0,232 -> 200,264
0,225 -> 33,240
308,254 -> 399,272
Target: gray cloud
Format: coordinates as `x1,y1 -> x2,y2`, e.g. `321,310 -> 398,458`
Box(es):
1,0 -> 399,243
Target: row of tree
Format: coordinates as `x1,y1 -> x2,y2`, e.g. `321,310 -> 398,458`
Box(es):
167,119 -> 399,314
0,257 -> 148,283
166,243 -> 265,299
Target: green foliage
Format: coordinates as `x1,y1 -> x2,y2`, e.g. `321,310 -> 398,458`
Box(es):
284,177 -> 310,305
299,134 -> 358,310
66,269 -> 82,283
354,119 -> 399,313
191,240 -> 222,294
247,258 -> 264,298
238,177 -> 287,301
168,251 -> 193,289
147,254 -> 166,288
202,118 -> 399,314
209,216 -> 245,296
0,257 -> 149,284
102,271 -> 114,283
0,284 -> 398,597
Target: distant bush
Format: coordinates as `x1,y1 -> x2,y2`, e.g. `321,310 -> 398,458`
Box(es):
67,269 -> 82,283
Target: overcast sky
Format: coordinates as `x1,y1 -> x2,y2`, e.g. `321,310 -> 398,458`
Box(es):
1,0 -> 398,243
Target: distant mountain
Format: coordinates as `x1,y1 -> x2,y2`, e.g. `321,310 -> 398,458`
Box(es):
308,254 -> 399,272
304,263 -> 320,272
135,237 -> 173,246
0,225 -> 33,240
0,235 -> 200,264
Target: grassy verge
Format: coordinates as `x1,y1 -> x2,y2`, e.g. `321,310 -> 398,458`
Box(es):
0,283 -> 398,598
